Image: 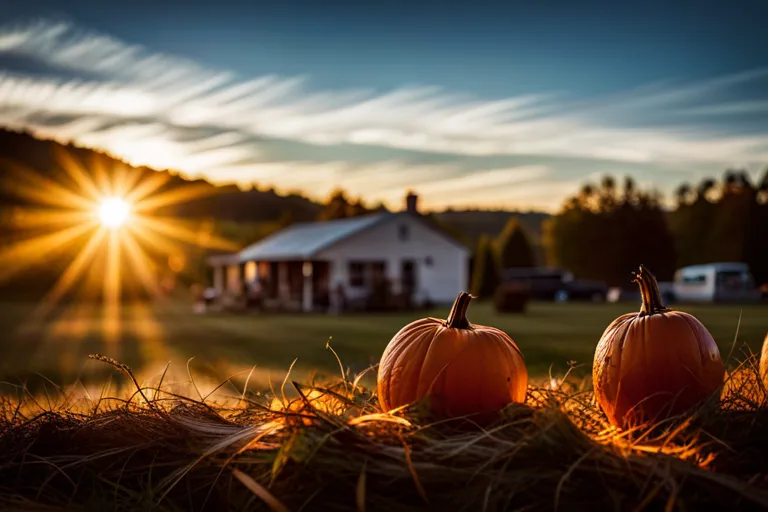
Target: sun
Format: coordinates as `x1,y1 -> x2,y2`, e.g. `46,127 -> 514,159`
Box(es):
0,148 -> 242,320
98,197 -> 131,228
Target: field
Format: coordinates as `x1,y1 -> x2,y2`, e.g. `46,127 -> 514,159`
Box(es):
2,298 -> 768,511
1,298 -> 765,395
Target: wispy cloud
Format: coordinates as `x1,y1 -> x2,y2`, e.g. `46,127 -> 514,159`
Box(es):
0,19 -> 767,211
679,100 -> 768,117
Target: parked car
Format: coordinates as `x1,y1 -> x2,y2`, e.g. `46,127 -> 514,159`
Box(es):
673,263 -> 761,303
501,267 -> 609,302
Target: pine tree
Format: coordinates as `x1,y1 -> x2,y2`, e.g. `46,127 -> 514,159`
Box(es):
317,189 -> 350,221
471,236 -> 501,299
345,198 -> 369,218
496,217 -> 535,269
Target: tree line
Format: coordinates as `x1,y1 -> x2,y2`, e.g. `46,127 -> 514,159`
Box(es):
542,176 -> 677,286
669,169 -> 768,285
469,167 -> 768,296
470,169 -> 768,293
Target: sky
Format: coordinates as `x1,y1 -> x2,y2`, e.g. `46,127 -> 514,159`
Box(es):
0,0 -> 767,212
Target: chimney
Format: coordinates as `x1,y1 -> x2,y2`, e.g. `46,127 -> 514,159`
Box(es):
405,191 -> 419,214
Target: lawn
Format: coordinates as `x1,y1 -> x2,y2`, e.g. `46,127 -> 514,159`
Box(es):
1,298 -> 765,395
1,298 -> 768,511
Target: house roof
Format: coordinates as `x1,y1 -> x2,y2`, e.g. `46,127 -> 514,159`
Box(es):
239,213 -> 392,262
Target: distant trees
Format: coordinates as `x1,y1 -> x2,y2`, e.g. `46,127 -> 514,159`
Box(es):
543,168 -> 768,287
316,189 -> 372,221
496,217 -> 535,269
470,235 -> 501,299
543,175 -> 677,286
468,217 -> 535,300
669,167 -> 768,285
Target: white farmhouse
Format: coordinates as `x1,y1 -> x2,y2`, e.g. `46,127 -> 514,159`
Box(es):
207,193 -> 470,312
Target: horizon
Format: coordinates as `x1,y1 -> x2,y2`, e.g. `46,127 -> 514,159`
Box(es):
1,0 -> 767,212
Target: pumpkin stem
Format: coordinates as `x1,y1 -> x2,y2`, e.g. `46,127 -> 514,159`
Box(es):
633,265 -> 668,315
445,292 -> 474,329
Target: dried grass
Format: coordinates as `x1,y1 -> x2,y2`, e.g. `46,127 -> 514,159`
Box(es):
1,346 -> 768,511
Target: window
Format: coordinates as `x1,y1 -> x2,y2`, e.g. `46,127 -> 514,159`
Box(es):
244,261 -> 257,283
717,271 -> 751,290
401,260 -> 416,292
398,224 -> 410,241
349,262 -> 365,287
682,273 -> 707,285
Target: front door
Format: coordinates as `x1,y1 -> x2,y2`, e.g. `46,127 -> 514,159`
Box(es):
401,260 -> 417,300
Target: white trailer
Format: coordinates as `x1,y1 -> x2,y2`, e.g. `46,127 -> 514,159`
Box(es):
673,263 -> 761,303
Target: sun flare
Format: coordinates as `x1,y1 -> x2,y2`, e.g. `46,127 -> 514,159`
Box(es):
0,148 -> 242,321
98,197 -> 131,228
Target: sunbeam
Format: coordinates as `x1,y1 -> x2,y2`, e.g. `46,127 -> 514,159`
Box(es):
132,182 -> 221,213
4,207 -> 95,230
120,231 -> 163,298
125,222 -> 183,254
90,154 -> 114,198
133,215 -> 241,252
0,222 -> 96,282
115,164 -> 144,198
124,170 -> 170,204
53,147 -> 102,201
103,229 -> 122,346
0,147 -> 238,318
33,227 -> 107,318
2,162 -> 98,211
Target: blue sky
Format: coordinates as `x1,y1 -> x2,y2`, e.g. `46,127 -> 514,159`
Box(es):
0,0 -> 767,211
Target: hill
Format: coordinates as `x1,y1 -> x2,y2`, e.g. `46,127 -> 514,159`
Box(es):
0,128 -> 323,224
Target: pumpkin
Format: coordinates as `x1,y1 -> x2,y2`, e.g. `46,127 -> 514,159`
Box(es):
377,291 -> 528,420
593,265 -> 725,428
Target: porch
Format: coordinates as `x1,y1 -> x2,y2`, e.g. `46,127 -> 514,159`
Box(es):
207,256 -> 421,313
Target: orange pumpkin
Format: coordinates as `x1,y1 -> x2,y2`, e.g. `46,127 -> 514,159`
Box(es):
593,265 -> 725,428
377,291 -> 528,420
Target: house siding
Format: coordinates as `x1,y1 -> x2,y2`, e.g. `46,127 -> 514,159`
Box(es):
318,215 -> 469,304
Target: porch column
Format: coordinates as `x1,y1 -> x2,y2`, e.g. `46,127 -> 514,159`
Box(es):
302,261 -> 313,312
387,258 -> 401,295
226,265 -> 241,293
277,261 -> 290,301
213,265 -> 224,294
244,261 -> 257,284
328,260 -> 343,314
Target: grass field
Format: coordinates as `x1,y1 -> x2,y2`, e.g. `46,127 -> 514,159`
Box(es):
2,298 -> 768,511
1,298 -> 765,395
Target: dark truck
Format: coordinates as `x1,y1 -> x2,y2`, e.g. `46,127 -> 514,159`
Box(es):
501,267 -> 609,302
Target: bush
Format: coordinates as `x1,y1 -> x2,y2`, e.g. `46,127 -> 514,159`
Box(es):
497,216 -> 536,269
471,235 -> 501,299
494,283 -> 530,313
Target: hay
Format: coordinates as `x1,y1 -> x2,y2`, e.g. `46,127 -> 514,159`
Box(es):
2,348 -> 768,512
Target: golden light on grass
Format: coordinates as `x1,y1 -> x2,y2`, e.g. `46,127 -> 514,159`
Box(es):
97,197 -> 131,228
